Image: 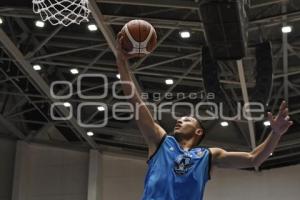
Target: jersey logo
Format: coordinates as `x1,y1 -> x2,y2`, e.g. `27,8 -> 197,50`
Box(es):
174,154 -> 194,175
197,150 -> 204,158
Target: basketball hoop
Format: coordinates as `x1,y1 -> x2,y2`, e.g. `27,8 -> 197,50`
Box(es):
32,0 -> 90,26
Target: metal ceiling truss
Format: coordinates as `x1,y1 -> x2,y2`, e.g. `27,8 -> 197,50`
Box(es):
0,0 -> 299,168
0,28 -> 98,149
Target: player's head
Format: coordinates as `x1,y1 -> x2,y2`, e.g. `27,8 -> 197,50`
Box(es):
173,116 -> 205,146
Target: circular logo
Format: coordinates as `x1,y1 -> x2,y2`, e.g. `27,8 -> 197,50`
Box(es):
174,154 -> 194,175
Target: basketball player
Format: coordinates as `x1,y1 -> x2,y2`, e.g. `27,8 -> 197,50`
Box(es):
115,35 -> 293,200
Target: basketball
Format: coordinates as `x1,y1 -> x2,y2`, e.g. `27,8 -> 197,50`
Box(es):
120,19 -> 157,57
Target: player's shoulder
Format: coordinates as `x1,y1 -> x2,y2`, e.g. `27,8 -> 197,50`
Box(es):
209,147 -> 225,152
208,147 -> 227,158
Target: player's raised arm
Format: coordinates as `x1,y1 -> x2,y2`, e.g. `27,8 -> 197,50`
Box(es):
210,101 -> 293,169
115,33 -> 165,157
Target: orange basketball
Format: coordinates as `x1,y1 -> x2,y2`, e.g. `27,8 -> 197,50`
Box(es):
120,19 -> 157,57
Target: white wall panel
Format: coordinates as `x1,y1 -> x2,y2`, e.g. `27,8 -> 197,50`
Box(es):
205,165 -> 300,200
2,138 -> 299,200
26,144 -> 89,200
102,153 -> 147,200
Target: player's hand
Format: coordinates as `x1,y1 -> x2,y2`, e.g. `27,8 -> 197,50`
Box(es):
268,100 -> 293,136
116,32 -> 136,61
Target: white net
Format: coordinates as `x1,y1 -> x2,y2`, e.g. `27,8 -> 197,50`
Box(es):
32,0 -> 90,26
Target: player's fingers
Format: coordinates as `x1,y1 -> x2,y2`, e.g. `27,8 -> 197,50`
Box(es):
116,36 -> 125,52
117,32 -> 122,40
279,100 -> 286,113
281,108 -> 289,118
116,33 -> 124,44
267,112 -> 274,123
119,37 -> 123,45
284,115 -> 290,121
285,121 -> 294,130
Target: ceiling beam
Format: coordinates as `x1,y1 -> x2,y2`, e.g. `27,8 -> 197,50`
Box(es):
156,58 -> 201,104
89,0 -> 143,99
136,52 -> 201,72
96,0 -> 199,10
25,26 -> 63,58
282,3 -> 289,104
237,60 -> 257,150
0,114 -> 25,139
249,0 -> 285,8
105,15 -> 203,31
89,0 -> 117,56
0,28 -> 98,149
30,43 -> 107,61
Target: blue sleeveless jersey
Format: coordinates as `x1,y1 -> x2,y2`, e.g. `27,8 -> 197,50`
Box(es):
141,135 -> 211,200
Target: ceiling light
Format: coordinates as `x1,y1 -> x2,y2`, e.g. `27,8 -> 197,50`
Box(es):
63,102 -> 71,107
70,68 -> 79,74
116,74 -> 121,79
263,121 -> 271,126
0,17 -> 3,24
35,20 -> 45,28
88,24 -> 98,31
179,31 -> 191,39
165,79 -> 174,85
220,121 -> 229,127
87,131 -> 94,136
97,106 -> 105,111
33,64 -> 42,71
282,26 -> 292,33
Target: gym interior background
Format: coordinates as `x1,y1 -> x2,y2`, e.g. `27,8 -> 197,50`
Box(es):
0,0 -> 300,200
